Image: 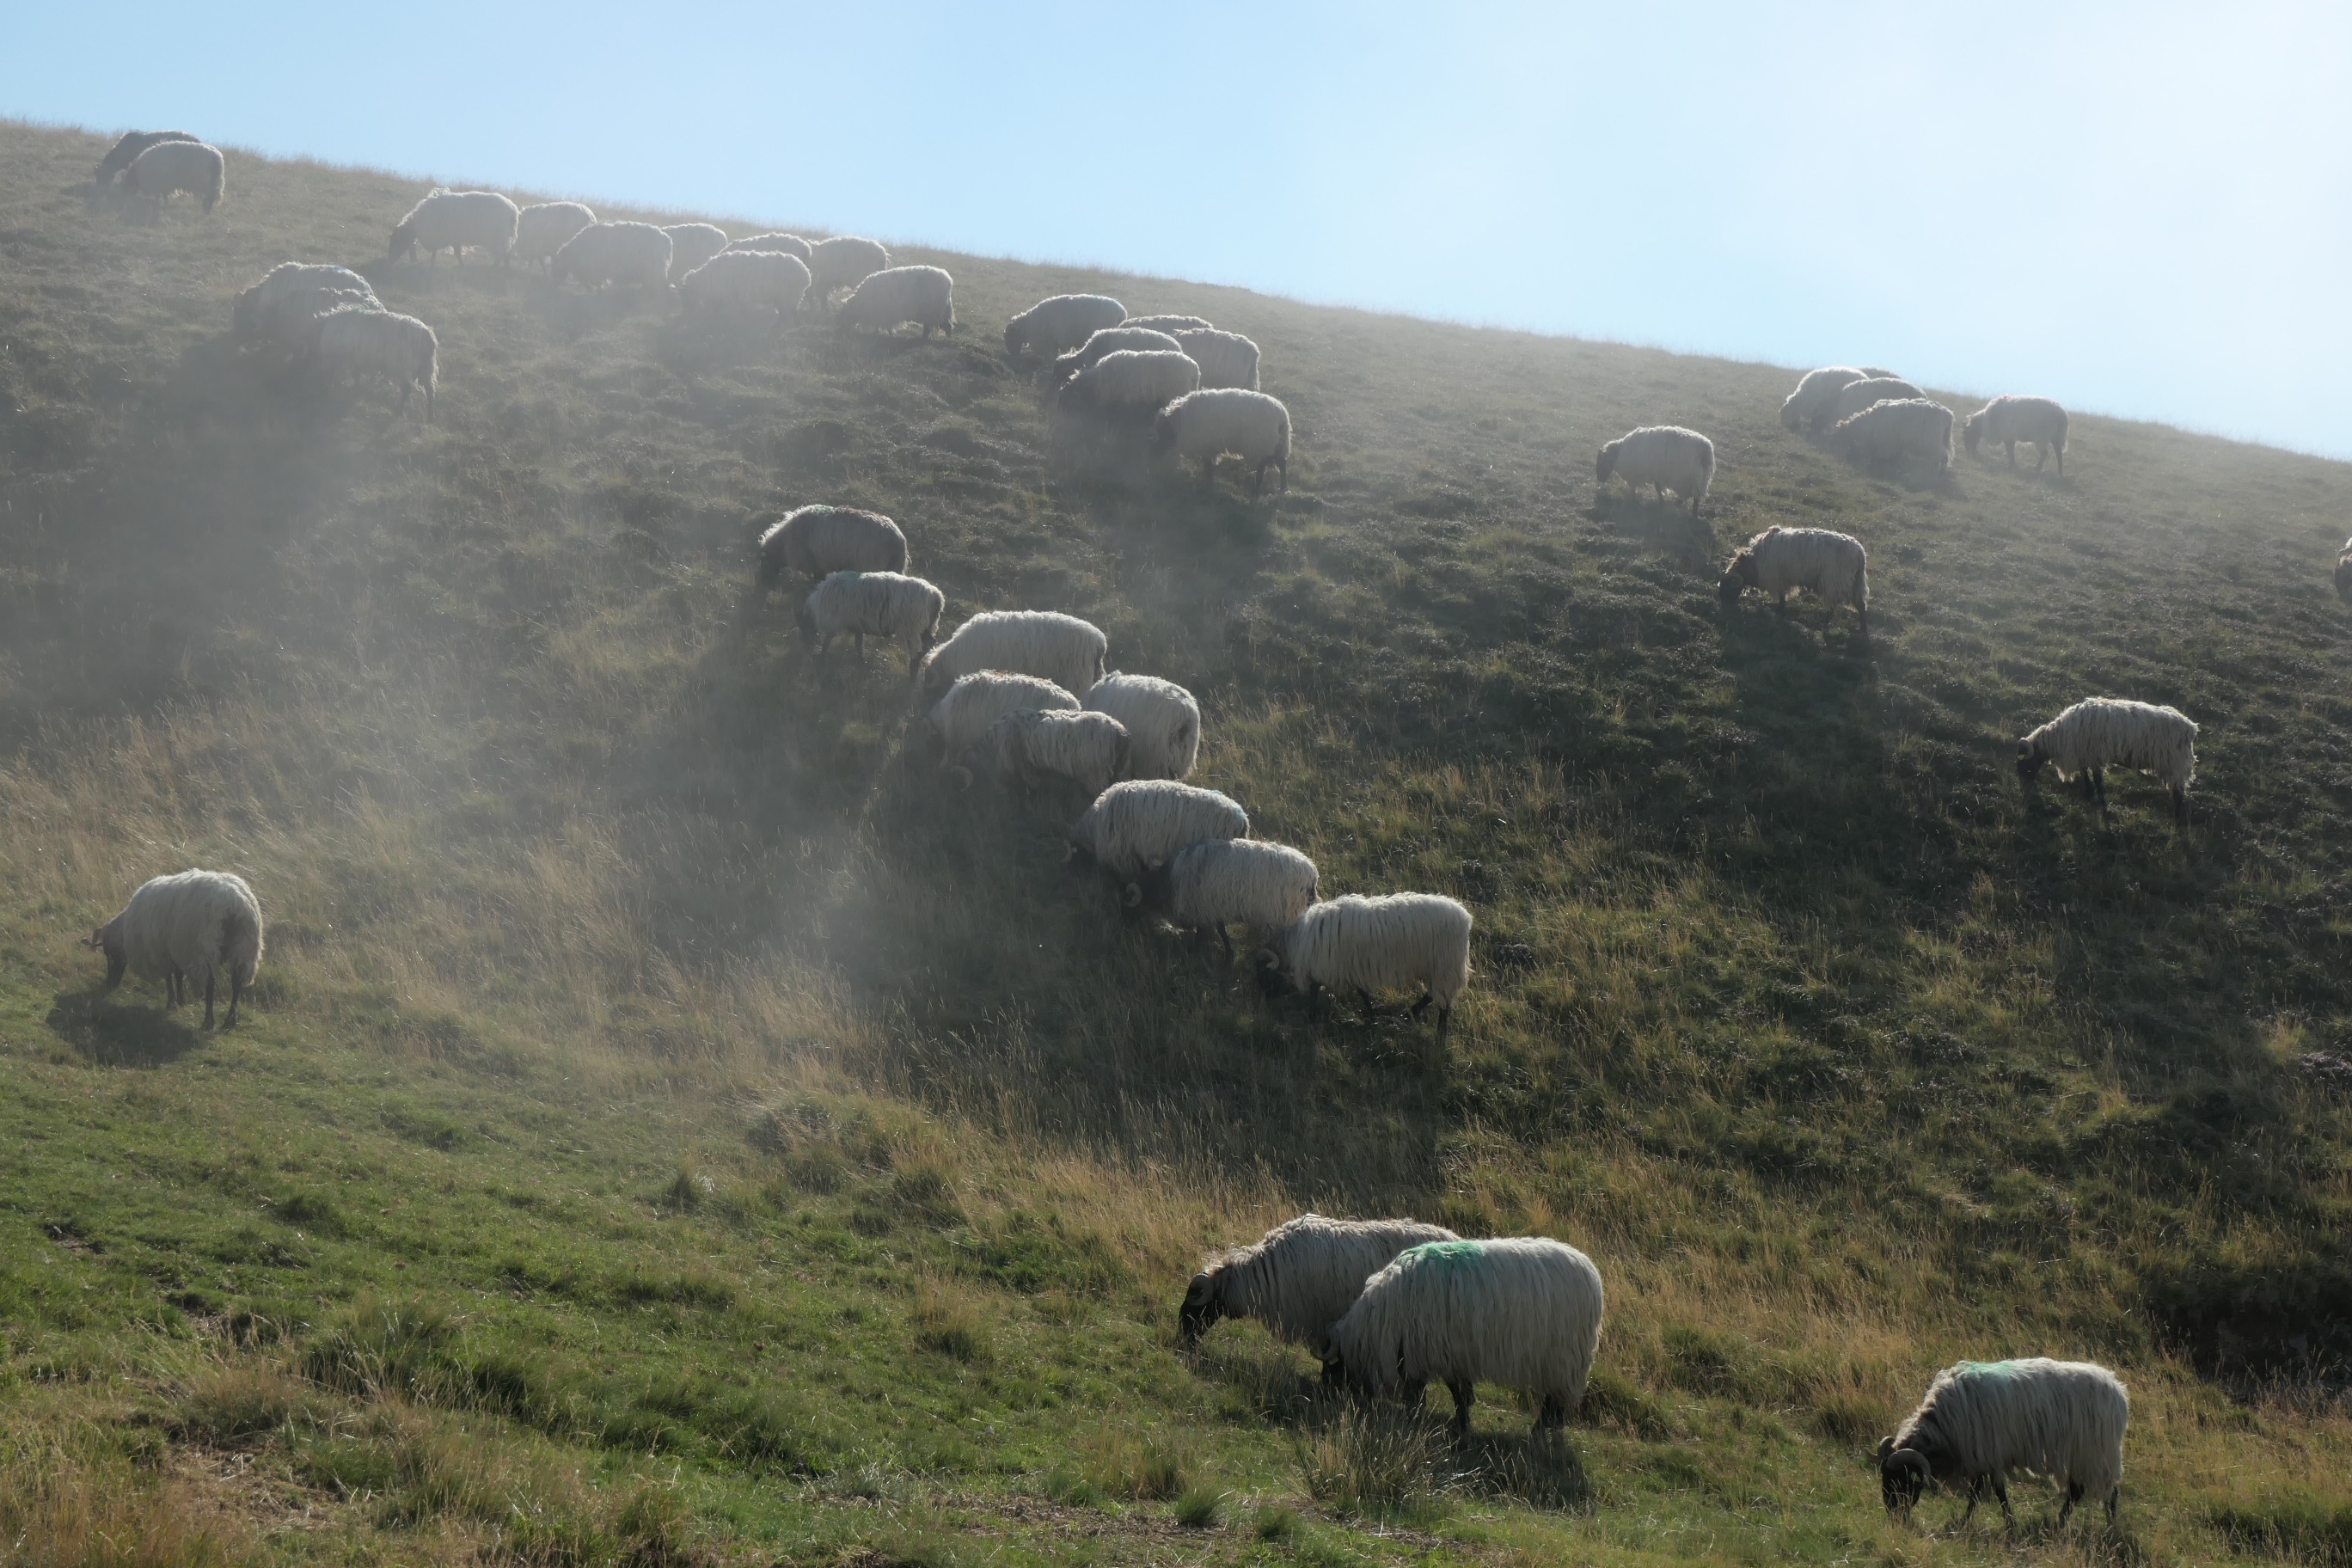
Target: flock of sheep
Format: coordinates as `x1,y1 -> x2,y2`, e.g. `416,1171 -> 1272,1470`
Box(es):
80,126 -> 2231,1531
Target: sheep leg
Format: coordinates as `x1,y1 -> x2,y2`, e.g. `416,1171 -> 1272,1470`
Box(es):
1957,1479 -> 1981,1528
165,969 -> 181,1007
2104,1486 -> 2117,1525
854,633 -> 866,658
2006,440 -> 2018,471
201,971 -> 216,1031
1357,987 -> 1379,1024
2094,768 -> 2110,819
2171,784 -> 2188,826
1447,1380 -> 1473,1437
1219,926 -> 1235,965
2059,1482 -> 2080,1527
2034,444 -> 2049,474
1401,1376 -> 1425,1409
1409,991 -> 1432,1020
1435,1006 -> 1451,1049
1536,1393 -> 1566,1431
1992,1471 -> 2014,1527
225,971 -> 242,1029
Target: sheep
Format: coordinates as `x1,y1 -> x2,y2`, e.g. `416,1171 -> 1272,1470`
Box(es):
95,130 -> 199,185
678,249 -> 811,324
123,141 -> 225,212
795,570 -> 944,678
919,610 -> 1107,701
1963,395 -> 2069,475
231,262 -> 377,344
1878,1359 -> 2128,1528
1780,366 -> 1868,432
1828,398 -> 1954,475
310,305 -> 438,421
973,708 -> 1131,796
551,222 -> 673,291
1130,838 -> 1318,960
756,505 -> 910,588
837,265 -> 955,337
726,231 -> 813,260
1123,313 -> 1212,334
1154,389 -> 1291,495
1049,327 -> 1184,387
662,223 -> 730,283
1069,780 -> 1249,879
1179,1215 -> 1459,1359
808,235 -> 891,298
84,869 -> 265,1030
388,189 -> 519,266
2337,537 -> 2352,600
1596,426 -> 1714,515
2015,698 -> 2196,824
1323,1237 -> 1605,1436
1082,671 -> 1199,781
1172,328 -> 1261,391
1006,294 -> 1127,359
513,201 -> 597,272
1062,349 -> 1199,417
929,671 -> 1078,768
1718,525 -> 1868,634
260,285 -> 381,363
1825,376 -> 1925,426
1256,893 -> 1473,1045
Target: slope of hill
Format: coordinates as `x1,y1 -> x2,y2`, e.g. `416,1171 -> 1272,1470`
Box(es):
2,118 -> 2349,1565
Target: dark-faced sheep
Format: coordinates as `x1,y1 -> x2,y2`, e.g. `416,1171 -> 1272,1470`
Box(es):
757,505 -> 909,589
2016,698 -> 2195,824
1596,426 -> 1713,516
919,610 -> 1106,701
1179,1215 -> 1458,1360
1068,781 -> 1247,879
1718,525 -> 1868,634
124,141 -> 225,213
1007,294 -> 1126,359
1879,1359 -> 2128,1529
1257,893 -> 1473,1045
796,571 -> 944,678
96,130 -> 199,185
86,869 -> 265,1029
1963,395 -> 2069,475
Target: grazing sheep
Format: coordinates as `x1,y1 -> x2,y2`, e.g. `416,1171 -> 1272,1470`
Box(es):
310,306 -> 438,421
231,262 -> 376,344
1123,314 -> 1213,334
1596,426 -> 1714,516
837,265 -> 955,337
1879,1360 -> 2128,1528
85,869 -> 265,1030
1083,672 -> 1199,781
1257,893 -> 1474,1045
726,231 -> 813,260
797,571 -> 944,677
1324,1238 -> 1605,1436
513,201 -> 597,272
551,222 -> 673,291
929,671 -> 1078,767
124,141 -> 225,212
1825,376 -> 1926,426
1154,389 -> 1291,495
1131,838 -> 1319,959
95,130 -> 200,185
808,235 -> 891,297
260,285 -> 381,362
2337,538 -> 2352,600
1062,349 -> 1200,415
1718,525 -> 1868,633
389,189 -> 519,266
1172,328 -> 1261,391
1780,367 -> 1868,431
1963,395 -> 2069,475
973,708 -> 1131,796
2016,698 -> 2196,824
1007,294 -> 1127,359
1069,781 -> 1249,879
1050,327 -> 1183,386
678,248 -> 811,323
1179,1215 -> 1459,1358
757,506 -> 909,588
662,222 -> 730,283
920,610 -> 1107,701
1828,398 -> 1954,475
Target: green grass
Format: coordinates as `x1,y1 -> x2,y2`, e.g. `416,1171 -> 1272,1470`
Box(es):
1,115 -> 2349,1564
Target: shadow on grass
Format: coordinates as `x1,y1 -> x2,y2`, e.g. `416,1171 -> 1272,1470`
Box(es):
46,990 -> 207,1067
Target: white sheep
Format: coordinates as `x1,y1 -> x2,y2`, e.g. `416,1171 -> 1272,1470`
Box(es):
1878,1360 -> 2128,1528
1780,366 -> 1868,432
513,202 -> 597,273
1062,349 -> 1200,416
972,708 -> 1131,796
551,221 -> 673,291
1068,780 -> 1249,879
797,571 -> 945,678
757,505 -> 909,587
1179,1215 -> 1459,1358
1154,389 -> 1291,495
1172,328 -> 1261,391
837,265 -> 956,337
1824,376 -> 1925,426
678,249 -> 811,324
231,262 -> 377,344
1082,672 -> 1199,781
1006,295 -> 1128,359
1324,1237 -> 1605,1436
2016,698 -> 2196,824
310,306 -> 438,421
1123,313 -> 1212,334
662,223 -> 730,283
929,671 -> 1079,768
86,869 -> 265,1029
124,141 -> 225,213
1050,327 -> 1183,387
1963,395 -> 2069,475
1718,525 -> 1868,634
1596,426 -> 1714,516
389,189 -> 519,266
95,130 -> 199,185
808,235 -> 891,298
726,231 -> 813,260
919,610 -> 1107,701
1257,893 -> 1473,1045
2337,537 -> 2352,600
1828,398 -> 1954,475
1130,838 -> 1319,960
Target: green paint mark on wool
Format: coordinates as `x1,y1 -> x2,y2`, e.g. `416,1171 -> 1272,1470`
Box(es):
1406,1241 -> 1483,1268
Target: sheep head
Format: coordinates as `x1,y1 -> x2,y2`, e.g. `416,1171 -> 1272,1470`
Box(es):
1002,318 -> 1027,355
1253,948 -> 1292,998
1778,393 -> 1805,431
2016,738 -> 2049,784
1877,1439 -> 1931,1512
1595,440 -> 1622,485
1718,549 -> 1758,604
1177,1267 -> 1225,1344
389,222 -> 418,261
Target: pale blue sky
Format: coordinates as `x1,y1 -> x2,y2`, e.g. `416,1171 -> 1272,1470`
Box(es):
10,3 -> 2349,456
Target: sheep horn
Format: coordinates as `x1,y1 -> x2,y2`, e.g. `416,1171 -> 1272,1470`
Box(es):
1890,1449 -> 1929,1480
1123,882 -> 1142,910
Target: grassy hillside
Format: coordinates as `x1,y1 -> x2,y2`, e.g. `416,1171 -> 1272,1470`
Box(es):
3,117 -> 2349,1565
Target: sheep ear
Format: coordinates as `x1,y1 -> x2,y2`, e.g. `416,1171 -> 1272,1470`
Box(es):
1253,947 -> 1277,970
1875,1436 -> 1895,1461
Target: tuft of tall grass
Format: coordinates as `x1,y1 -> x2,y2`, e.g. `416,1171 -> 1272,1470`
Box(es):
1294,1406 -> 1455,1526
